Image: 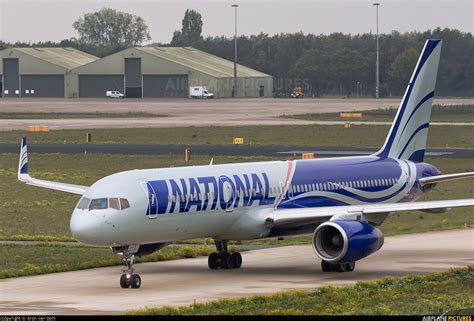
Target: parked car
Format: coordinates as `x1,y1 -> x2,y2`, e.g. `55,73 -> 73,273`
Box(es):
106,91 -> 125,98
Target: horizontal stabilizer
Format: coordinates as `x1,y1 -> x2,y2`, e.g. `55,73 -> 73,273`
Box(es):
419,172 -> 474,186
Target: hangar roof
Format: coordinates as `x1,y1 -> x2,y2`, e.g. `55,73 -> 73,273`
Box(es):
12,47 -> 98,70
137,47 -> 270,78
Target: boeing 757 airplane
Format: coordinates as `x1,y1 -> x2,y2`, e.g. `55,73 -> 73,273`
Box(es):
18,39 -> 473,288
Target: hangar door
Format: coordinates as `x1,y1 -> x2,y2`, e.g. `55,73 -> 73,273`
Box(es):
143,75 -> 188,98
79,75 -> 124,98
21,75 -> 64,97
3,58 -> 19,97
125,58 -> 142,98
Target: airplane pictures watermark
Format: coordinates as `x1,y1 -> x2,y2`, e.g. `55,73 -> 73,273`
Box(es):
423,315 -> 472,321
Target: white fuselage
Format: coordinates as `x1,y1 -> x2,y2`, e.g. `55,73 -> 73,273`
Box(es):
70,155 -> 427,247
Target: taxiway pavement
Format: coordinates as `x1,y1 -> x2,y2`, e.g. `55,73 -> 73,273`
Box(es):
0,229 -> 472,315
1,97 -> 473,130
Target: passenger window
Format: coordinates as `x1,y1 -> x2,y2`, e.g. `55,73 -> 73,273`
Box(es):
77,197 -> 90,210
120,198 -> 130,209
109,198 -> 120,210
89,198 -> 108,210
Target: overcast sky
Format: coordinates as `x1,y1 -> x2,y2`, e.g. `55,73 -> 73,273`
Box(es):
0,0 -> 472,44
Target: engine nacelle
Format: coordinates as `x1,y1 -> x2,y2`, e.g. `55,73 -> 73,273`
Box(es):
312,220 -> 384,263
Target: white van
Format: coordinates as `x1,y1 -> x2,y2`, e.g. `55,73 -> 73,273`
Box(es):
106,91 -> 125,98
189,86 -> 214,99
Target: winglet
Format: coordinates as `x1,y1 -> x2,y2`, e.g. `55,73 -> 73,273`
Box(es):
18,137 -> 30,182
16,137 -> 88,195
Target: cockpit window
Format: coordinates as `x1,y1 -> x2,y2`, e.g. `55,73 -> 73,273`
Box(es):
77,197 -> 90,210
89,198 -> 108,210
120,198 -> 130,209
109,198 -> 120,210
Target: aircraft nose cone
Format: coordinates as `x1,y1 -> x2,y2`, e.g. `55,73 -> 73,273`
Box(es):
70,210 -> 105,246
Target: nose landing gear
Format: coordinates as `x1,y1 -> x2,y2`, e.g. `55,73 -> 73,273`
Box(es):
113,245 -> 142,289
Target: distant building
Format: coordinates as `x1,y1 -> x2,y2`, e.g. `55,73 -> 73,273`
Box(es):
0,47 -> 97,98
0,46 -> 272,98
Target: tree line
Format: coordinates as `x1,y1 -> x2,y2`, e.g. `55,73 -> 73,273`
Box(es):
1,8 -> 472,97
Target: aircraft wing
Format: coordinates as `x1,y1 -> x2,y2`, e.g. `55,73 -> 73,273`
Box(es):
270,199 -> 474,227
18,137 -> 88,195
419,172 -> 474,186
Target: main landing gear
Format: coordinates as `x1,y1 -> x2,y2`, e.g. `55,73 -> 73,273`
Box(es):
321,260 -> 355,273
115,246 -> 142,289
208,240 -> 242,270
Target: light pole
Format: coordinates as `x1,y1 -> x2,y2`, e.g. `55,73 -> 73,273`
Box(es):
373,2 -> 380,99
231,4 -> 238,98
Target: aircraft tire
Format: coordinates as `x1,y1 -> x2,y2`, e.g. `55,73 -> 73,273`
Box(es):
334,263 -> 347,273
130,274 -> 141,288
321,260 -> 332,272
208,252 -> 220,269
120,274 -> 130,288
220,252 -> 233,269
345,262 -> 355,272
231,252 -> 242,269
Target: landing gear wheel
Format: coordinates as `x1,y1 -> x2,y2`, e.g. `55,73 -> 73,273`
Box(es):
230,252 -> 242,269
130,274 -> 141,288
120,274 -> 130,288
334,263 -> 346,272
220,252 -> 233,269
114,245 -> 141,289
321,260 -> 332,272
208,252 -> 220,270
345,262 -> 355,272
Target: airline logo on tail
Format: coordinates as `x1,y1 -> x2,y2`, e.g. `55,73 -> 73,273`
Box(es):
377,39 -> 442,162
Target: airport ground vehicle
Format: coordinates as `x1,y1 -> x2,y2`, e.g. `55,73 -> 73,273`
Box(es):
17,40 -> 474,289
189,86 -> 214,99
106,91 -> 125,98
290,87 -> 304,98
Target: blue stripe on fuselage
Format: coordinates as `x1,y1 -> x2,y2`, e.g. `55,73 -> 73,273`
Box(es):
143,156 -> 434,216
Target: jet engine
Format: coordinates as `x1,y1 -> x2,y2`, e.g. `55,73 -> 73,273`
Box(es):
312,220 -> 384,263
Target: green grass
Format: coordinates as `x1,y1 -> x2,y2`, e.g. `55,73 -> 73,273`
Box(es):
282,104 -> 474,123
0,153 -> 472,242
1,124 -> 473,148
0,243 -> 215,279
0,112 -> 165,119
126,266 -> 474,315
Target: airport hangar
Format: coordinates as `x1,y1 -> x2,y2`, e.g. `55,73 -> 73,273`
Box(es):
0,47 -> 273,98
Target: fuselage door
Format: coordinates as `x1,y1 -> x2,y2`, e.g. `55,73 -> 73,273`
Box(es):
140,181 -> 158,219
